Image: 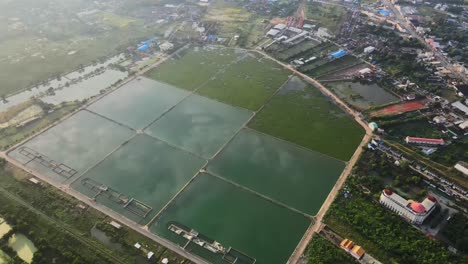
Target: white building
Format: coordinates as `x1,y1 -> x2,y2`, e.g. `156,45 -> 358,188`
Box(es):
159,42 -> 174,52
379,189 -> 437,224
364,46 -> 375,54
454,161 -> 468,176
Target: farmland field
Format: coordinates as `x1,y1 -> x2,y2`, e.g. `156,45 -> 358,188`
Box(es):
144,47 -> 240,90
249,76 -> 364,161
197,54 -> 290,110
146,47 -> 290,111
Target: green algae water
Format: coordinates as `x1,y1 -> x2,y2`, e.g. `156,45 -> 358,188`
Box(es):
208,128 -> 345,215
8,110 -> 134,183
145,94 -> 252,159
88,77 -> 189,129
72,134 -> 206,224
151,173 -> 310,264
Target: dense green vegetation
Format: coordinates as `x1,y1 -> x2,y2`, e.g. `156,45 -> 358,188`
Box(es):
353,150 -> 426,198
249,77 -> 364,161
0,161 -> 190,264
198,54 -> 290,110
382,119 -> 442,139
306,234 -> 356,264
430,137 -> 468,167
324,150 -> 468,264
305,3 -> 347,33
442,213 -> 468,254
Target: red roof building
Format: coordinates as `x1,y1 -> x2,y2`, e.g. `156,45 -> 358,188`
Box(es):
380,189 -> 437,224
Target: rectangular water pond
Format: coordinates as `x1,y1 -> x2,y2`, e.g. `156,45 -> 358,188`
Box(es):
71,134 -> 206,224
8,110 -> 134,183
208,128 -> 345,215
326,81 -> 398,109
145,94 -> 252,159
88,77 -> 189,129
150,173 -> 310,264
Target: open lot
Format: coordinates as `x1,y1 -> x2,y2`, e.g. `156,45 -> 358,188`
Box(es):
249,76 -> 364,161
207,128 -> 345,215
369,99 -> 428,117
150,173 -> 310,264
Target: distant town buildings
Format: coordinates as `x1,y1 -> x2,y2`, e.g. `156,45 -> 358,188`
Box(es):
379,189 -> 437,224
405,136 -> 445,146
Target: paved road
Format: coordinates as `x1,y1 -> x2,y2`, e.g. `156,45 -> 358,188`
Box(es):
381,0 -> 467,83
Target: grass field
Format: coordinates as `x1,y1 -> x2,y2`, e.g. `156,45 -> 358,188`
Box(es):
144,47 -> 240,90
207,128 -> 345,215
151,173 -> 310,264
249,77 -> 364,161
197,54 -> 290,110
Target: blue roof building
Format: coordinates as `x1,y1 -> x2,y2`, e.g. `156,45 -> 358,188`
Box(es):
329,49 -> 346,59
379,10 -> 391,16
137,44 -> 150,51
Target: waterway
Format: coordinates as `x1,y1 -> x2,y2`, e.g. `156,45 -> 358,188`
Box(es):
0,54 -> 126,112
